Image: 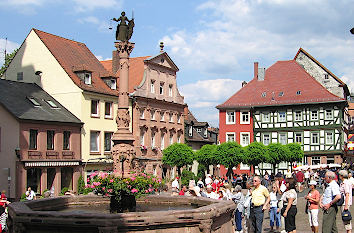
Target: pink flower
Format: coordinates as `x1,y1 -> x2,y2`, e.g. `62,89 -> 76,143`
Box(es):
102,187 -> 106,191
110,179 -> 114,183
108,189 -> 113,193
142,173 -> 146,177
158,179 -> 161,183
152,178 -> 156,182
105,193 -> 109,197
90,185 -> 95,189
148,188 -> 153,192
131,188 -> 138,193
131,177 -> 136,181
145,190 -> 149,193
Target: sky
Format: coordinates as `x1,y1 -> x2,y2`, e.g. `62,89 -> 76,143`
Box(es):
1,0 -> 354,127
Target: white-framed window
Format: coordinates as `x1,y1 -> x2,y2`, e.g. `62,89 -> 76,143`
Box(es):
104,132 -> 113,152
196,128 -> 202,133
240,111 -> 250,124
160,133 -> 165,150
104,102 -> 112,118
90,131 -> 100,152
226,111 -> 235,124
169,134 -> 173,145
262,112 -> 270,122
325,131 -> 334,144
226,132 -> 235,142
47,130 -> 55,150
311,132 -> 319,145
169,113 -> 173,122
159,83 -> 164,95
160,112 -> 165,121
240,132 -> 250,146
294,110 -> 302,121
278,111 -> 286,122
279,133 -> 287,145
140,130 -> 145,146
312,156 -> 321,165
295,132 -> 302,144
84,73 -> 92,85
151,132 -> 156,147
91,100 -> 99,117
151,110 -> 155,120
324,73 -> 329,80
311,110 -> 318,121
140,109 -> 145,119
168,85 -> 173,97
110,79 -> 116,90
262,133 -> 270,145
325,109 -> 333,120
63,131 -> 71,150
189,126 -> 193,137
327,157 -> 335,164
29,129 -> 38,150
150,81 -> 155,93
177,114 -> 181,123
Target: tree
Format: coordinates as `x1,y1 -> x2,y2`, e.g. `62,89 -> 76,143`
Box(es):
266,143 -> 290,174
214,142 -> 244,178
244,142 -> 269,174
285,143 -> 304,164
0,49 -> 18,77
195,144 -> 217,175
162,143 -> 194,176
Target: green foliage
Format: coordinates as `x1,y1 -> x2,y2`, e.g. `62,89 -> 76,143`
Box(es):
20,193 -> 27,201
243,142 -> 268,167
77,175 -> 85,195
214,142 -> 244,169
197,163 -> 207,180
0,49 -> 18,76
266,143 -> 290,165
162,143 -> 194,168
286,143 -> 304,162
42,189 -> 49,196
195,144 -> 218,166
85,171 -> 162,201
60,187 -> 69,196
181,169 -> 196,187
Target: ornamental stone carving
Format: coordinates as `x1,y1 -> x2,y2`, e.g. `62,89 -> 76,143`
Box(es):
116,108 -> 130,128
112,143 -> 135,173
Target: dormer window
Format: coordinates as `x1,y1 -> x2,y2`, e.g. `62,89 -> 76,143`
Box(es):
46,100 -> 58,108
110,79 -> 116,89
324,74 -> 329,80
84,73 -> 92,85
189,126 -> 193,137
28,97 -> 41,106
279,92 -> 284,97
261,92 -> 266,97
296,90 -> 301,95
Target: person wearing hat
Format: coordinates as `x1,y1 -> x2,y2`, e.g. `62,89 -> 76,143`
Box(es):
339,170 -> 352,233
306,180 -> 320,233
171,177 -> 180,194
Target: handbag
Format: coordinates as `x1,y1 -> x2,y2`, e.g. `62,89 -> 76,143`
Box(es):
336,193 -> 345,206
342,210 -> 352,221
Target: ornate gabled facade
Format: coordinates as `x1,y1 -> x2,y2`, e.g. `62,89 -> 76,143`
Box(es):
3,29 -> 185,179
217,50 -> 349,174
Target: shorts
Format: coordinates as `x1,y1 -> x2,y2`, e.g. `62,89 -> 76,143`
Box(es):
308,208 -> 319,227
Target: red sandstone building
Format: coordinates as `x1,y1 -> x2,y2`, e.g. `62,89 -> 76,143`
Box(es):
0,79 -> 82,199
217,48 -> 349,175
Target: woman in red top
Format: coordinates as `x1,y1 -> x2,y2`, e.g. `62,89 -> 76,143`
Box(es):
305,180 -> 320,233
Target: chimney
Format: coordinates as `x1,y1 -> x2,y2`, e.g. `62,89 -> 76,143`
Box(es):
112,50 -> 119,74
254,62 -> 258,79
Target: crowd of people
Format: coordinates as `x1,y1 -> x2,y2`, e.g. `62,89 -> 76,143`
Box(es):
170,167 -> 354,233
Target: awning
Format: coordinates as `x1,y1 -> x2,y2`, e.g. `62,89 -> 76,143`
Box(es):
24,161 -> 80,167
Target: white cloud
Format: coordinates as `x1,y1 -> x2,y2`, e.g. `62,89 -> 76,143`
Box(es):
0,39 -> 20,66
78,16 -> 111,33
180,79 -> 242,126
0,0 -> 44,6
73,0 -> 122,12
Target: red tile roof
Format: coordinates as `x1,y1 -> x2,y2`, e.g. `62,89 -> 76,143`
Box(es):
216,60 -> 345,109
100,56 -> 150,93
33,29 -> 119,96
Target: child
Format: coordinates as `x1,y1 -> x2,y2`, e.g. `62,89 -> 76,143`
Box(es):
269,183 -> 281,232
232,185 -> 244,233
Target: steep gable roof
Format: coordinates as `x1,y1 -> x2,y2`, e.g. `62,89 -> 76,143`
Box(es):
100,56 -> 150,93
0,79 -> 82,124
33,29 -> 118,96
294,48 -> 349,96
217,60 -> 345,109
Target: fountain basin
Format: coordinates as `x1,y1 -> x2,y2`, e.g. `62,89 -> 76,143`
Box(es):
7,194 -> 236,233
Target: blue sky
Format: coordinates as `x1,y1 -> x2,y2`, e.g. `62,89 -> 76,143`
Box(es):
1,0 -> 354,127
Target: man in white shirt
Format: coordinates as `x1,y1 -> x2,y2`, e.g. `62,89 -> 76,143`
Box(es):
171,177 -> 179,194
204,185 -> 218,199
205,174 -> 212,186
25,187 -> 36,200
320,171 -> 341,233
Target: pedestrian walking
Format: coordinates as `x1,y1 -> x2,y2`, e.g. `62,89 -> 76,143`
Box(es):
281,178 -> 297,233
269,183 -> 281,232
306,180 -> 320,233
339,170 -> 353,233
250,176 -> 271,233
320,171 -> 342,233
232,185 -> 245,233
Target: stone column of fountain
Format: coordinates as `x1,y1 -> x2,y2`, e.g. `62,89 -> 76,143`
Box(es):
111,12 -> 136,178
